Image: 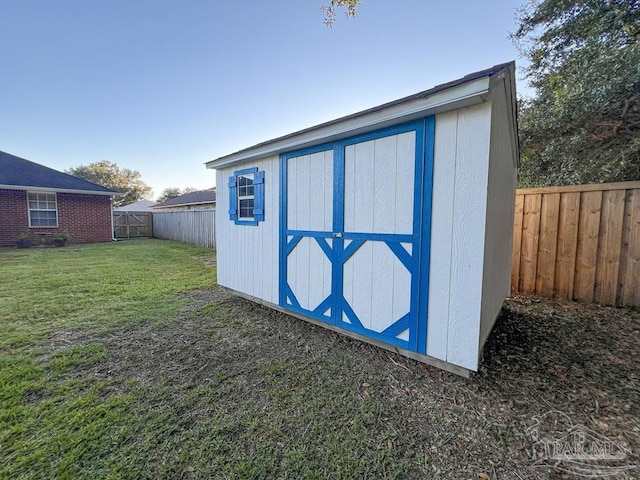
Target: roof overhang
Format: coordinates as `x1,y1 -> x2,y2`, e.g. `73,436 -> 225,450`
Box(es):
206,63 -> 517,170
0,184 -> 120,196
153,200 -> 216,209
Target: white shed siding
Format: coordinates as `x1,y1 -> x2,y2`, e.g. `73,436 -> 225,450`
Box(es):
287,150 -> 333,232
215,154 -> 279,304
426,103 -> 492,369
426,110 -> 458,361
479,78 -> 517,350
343,132 -> 415,235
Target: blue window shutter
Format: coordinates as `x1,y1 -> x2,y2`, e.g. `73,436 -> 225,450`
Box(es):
228,175 -> 238,221
253,170 -> 265,221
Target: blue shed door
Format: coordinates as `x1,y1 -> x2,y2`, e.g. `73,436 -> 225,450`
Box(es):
280,118 -> 434,354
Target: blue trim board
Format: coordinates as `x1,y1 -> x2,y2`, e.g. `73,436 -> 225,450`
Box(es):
331,142 -> 345,326
381,313 -> 411,337
278,118 -> 435,355
339,299 -> 363,329
285,236 -> 303,255
278,154 -> 288,307
285,284 -> 301,309
416,116 -> 435,355
342,232 -> 413,243
233,166 -> 259,176
286,229 -> 333,238
385,242 -> 413,271
315,237 -> 333,260
342,239 -> 365,263
407,118 -> 426,352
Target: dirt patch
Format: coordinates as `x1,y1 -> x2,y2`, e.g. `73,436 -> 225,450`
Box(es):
43,288 -> 640,478
192,254 -> 216,268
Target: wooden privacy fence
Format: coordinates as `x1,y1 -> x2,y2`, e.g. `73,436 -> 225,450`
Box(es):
511,181 -> 640,306
113,211 -> 153,238
152,209 -> 216,248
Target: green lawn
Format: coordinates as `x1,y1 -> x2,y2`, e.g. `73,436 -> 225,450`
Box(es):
0,240 -> 216,479
1,239 -> 638,479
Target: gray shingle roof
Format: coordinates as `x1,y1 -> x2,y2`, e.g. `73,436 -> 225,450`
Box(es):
153,189 -> 216,208
0,151 -> 117,195
114,200 -> 157,211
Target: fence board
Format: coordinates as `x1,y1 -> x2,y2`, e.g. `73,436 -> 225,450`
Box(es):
520,194 -> 541,293
553,192 -> 580,299
535,193 -> 560,297
512,181 -> 640,306
594,190 -> 625,305
511,195 -> 524,293
573,191 -> 603,303
113,211 -> 153,238
152,209 -> 215,248
620,189 -> 640,306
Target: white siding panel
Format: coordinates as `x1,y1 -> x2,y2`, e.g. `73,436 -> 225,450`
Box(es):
343,241 -> 354,323
479,79 -> 517,350
426,110 -> 458,360
345,133 -> 415,235
287,150 -> 333,233
350,141 -> 375,233
287,158 -> 297,230
215,154 -> 279,304
394,132 -> 415,234
308,153 -> 324,232
307,239 -> 326,310
323,151 -> 334,231
296,155 -> 311,231
370,241 -> 394,332
346,241 -> 373,328
297,237 -> 311,309
344,146 -> 356,234
373,136 -> 396,234
391,247 -> 412,326
446,103 -> 492,370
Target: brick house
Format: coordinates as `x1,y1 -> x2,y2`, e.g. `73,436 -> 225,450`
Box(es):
0,151 -> 118,246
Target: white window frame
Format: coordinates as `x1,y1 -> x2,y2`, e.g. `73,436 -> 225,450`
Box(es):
237,173 -> 255,220
27,192 -> 58,228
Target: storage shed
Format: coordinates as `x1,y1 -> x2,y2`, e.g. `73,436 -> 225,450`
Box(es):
206,62 -> 518,376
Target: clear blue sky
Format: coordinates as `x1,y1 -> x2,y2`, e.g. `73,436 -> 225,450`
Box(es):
1,0 -> 529,200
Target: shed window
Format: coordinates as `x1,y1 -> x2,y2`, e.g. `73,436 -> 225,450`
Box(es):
238,174 -> 255,219
28,192 -> 58,227
228,167 -> 265,225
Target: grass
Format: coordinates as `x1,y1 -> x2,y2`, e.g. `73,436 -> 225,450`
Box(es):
0,239 -> 215,479
1,239 -> 638,479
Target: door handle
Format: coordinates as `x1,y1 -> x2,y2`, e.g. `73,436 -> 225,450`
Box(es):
333,232 -> 343,238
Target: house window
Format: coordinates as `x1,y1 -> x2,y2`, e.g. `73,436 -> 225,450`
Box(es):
237,174 -> 255,219
28,192 -> 58,227
228,167 -> 265,225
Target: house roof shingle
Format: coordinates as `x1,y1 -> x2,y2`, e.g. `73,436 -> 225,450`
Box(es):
0,151 -> 118,195
152,189 -> 216,209
113,200 -> 157,211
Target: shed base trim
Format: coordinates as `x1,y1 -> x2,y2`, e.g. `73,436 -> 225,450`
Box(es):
220,286 -> 471,378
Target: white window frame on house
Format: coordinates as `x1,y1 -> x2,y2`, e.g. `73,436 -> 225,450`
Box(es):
237,173 -> 255,220
27,192 -> 58,228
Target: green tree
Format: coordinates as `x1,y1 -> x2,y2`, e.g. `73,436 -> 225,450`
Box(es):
322,0 -> 359,26
66,161 -> 153,207
157,187 -> 198,202
513,0 -> 640,187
